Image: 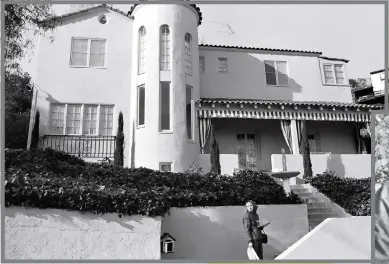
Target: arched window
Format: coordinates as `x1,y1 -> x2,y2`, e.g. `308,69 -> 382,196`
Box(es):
160,25 -> 170,70
184,33 -> 192,75
138,26 -> 146,74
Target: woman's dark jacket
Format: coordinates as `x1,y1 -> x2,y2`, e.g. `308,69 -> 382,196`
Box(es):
243,210 -> 263,243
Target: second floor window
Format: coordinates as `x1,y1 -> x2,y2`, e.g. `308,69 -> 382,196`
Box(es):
50,104 -> 114,136
323,64 -> 345,85
160,25 -> 170,70
264,60 -> 288,86
138,26 -> 146,74
199,56 -> 205,72
70,38 -> 107,68
218,58 -> 227,72
185,33 -> 192,75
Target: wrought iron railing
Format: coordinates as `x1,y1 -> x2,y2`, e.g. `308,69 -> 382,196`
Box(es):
39,135 -> 116,158
357,90 -> 385,102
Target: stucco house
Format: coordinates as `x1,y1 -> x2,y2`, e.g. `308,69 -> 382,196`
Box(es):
27,3 -> 381,180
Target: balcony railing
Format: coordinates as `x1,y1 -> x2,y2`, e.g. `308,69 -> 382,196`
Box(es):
357,90 -> 385,102
39,135 -> 116,158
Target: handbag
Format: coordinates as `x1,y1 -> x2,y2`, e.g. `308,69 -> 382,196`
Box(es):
261,229 -> 268,244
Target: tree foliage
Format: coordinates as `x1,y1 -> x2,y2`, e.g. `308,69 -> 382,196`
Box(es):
376,115 -> 389,183
301,122 -> 313,181
114,112 -> 124,167
210,127 -> 221,174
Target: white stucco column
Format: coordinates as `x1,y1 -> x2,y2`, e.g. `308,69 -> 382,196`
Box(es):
290,120 -> 300,154
290,119 -> 299,185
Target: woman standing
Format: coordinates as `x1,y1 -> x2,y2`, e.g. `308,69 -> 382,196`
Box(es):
243,200 -> 265,259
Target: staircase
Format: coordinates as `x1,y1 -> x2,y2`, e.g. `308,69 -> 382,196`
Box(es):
291,184 -> 340,231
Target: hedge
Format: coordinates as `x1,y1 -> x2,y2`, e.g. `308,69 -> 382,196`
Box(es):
309,171 -> 370,216
5,148 -> 302,217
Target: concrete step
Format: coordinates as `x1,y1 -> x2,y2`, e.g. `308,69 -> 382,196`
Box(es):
296,192 -> 315,198
302,197 -> 325,203
308,213 -> 330,220
291,185 -> 307,189
291,188 -> 311,194
309,218 -> 327,226
307,202 -> 326,208
308,207 -> 331,214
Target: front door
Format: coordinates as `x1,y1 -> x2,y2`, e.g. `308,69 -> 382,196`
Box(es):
237,133 -> 258,170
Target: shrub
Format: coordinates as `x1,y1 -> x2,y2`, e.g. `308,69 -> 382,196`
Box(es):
114,112 -> 124,167
308,171 -> 370,216
5,149 -> 303,217
5,112 -> 30,149
30,110 -> 40,149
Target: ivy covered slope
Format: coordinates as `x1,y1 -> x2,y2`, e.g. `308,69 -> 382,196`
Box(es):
309,172 -> 370,216
5,149 -> 302,217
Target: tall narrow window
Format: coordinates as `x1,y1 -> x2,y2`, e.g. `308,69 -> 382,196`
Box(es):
199,56 -> 205,72
185,33 -> 192,75
89,40 -> 106,67
334,64 -> 345,84
66,105 -> 82,134
138,26 -> 146,74
186,85 -> 193,140
160,25 -> 170,70
99,106 -> 114,135
83,105 -> 98,135
50,104 -> 65,134
160,82 -> 170,131
138,85 -> 146,126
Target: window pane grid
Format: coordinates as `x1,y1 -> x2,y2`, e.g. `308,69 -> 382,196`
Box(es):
89,40 -> 106,67
218,58 -> 227,72
199,57 -> 205,72
66,105 -> 82,134
83,105 -> 98,135
160,26 -> 170,70
185,34 -> 192,75
100,106 -> 114,136
70,39 -> 106,67
51,105 -> 65,134
139,27 -> 146,74
70,39 -> 88,66
265,60 -> 288,85
324,64 -> 345,84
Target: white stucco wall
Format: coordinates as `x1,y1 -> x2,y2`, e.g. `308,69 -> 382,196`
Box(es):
33,8 -> 133,166
276,217 -> 371,260
161,205 -> 308,260
199,49 -> 352,103
271,154 -> 371,179
198,153 -> 238,175
4,207 -> 161,260
370,70 -> 386,92
129,4 -> 200,172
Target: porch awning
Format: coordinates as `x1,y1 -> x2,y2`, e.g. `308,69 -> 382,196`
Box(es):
196,98 -> 381,122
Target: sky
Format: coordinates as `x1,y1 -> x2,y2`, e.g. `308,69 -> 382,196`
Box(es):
20,3 -> 385,79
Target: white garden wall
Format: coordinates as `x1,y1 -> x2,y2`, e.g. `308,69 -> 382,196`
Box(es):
161,205 -> 308,260
5,207 -> 161,260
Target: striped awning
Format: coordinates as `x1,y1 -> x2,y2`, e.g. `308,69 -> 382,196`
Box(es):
197,109 -> 371,122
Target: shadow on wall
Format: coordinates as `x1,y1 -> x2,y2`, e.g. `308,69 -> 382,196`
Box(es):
326,155 -> 346,178
161,206 -> 308,261
203,51 -> 304,101
5,207 -> 147,231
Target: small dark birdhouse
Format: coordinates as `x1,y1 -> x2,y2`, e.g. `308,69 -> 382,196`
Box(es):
160,233 -> 176,254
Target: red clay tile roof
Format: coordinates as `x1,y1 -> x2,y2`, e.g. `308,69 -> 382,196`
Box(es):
39,4 -> 134,25
198,98 -> 383,109
199,44 -> 322,55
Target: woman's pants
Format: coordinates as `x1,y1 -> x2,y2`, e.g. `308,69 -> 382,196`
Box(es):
253,240 -> 263,259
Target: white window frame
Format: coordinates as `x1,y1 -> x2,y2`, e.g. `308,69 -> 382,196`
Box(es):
185,33 -> 192,76
49,104 -> 114,136
159,82 -> 172,133
199,56 -> 205,72
159,162 -> 173,172
264,60 -> 289,86
69,37 -> 107,68
137,84 -> 146,128
218,58 -> 228,72
322,63 -> 347,85
380,73 -> 385,81
160,25 -> 170,71
138,26 -> 146,75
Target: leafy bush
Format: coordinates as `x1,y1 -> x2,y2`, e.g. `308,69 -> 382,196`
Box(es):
5,149 -> 302,217
5,112 -> 30,149
308,171 -> 370,216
